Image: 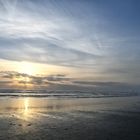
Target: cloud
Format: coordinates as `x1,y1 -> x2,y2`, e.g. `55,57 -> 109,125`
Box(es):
0,71 -> 140,93
73,81 -> 130,87
0,35 -> 101,67
0,71 -> 71,89
0,0 -> 140,84
0,0 -> 103,68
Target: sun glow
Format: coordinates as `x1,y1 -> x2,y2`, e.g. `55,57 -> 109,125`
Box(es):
18,61 -> 39,75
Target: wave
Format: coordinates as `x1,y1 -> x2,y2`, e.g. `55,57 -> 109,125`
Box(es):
0,91 -> 139,98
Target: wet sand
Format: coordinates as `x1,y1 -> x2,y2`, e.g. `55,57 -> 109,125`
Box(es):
0,96 -> 140,140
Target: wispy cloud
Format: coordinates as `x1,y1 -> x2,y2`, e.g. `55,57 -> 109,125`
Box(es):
0,0 -> 140,84
0,0 -> 103,67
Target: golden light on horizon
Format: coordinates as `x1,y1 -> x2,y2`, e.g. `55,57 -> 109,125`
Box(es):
18,61 -> 38,75
0,59 -> 80,80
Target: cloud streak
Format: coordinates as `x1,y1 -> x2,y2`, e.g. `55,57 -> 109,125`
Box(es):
0,0 -> 140,84
0,0 -> 103,67
0,71 -> 140,93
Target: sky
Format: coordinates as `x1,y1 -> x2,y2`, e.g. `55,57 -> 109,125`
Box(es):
0,0 -> 140,91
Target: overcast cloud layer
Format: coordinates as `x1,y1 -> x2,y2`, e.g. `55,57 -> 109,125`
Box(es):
0,0 -> 140,84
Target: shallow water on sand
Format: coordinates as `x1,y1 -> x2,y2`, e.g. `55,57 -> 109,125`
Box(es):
0,96 -> 140,140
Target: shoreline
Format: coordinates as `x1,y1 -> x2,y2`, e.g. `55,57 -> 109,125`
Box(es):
0,96 -> 140,140
0,93 -> 139,98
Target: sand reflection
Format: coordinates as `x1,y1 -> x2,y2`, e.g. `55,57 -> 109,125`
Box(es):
24,98 -> 29,112
15,98 -> 33,121
22,98 -> 30,120
12,98 -> 31,121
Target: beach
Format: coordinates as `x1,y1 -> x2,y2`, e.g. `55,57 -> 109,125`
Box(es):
0,96 -> 140,140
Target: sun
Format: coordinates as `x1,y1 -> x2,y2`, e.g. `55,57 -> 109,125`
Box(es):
18,61 -> 38,75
